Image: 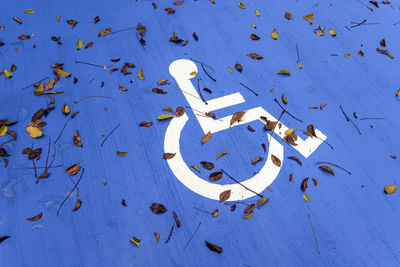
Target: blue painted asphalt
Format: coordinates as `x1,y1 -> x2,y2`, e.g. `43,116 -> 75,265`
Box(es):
1,0 -> 400,266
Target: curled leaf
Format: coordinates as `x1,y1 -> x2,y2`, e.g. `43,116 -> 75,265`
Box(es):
157,114 -> 174,120
277,70 -> 291,75
72,199 -> 82,212
216,151 -> 228,160
150,203 -> 167,214
257,197 -> 269,208
205,241 -> 222,253
201,131 -> 212,144
319,165 -> 335,175
303,193 -> 311,202
242,212 -> 254,219
27,212 -> 42,221
163,152 -> 176,159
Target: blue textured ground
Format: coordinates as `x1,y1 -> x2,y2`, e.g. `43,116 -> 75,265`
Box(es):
1,1 -> 400,266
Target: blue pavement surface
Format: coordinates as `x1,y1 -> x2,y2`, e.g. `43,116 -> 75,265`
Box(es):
1,0 -> 400,266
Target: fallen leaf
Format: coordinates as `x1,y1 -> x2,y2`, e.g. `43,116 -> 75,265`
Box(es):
244,203 -> 255,214
0,125 -> 7,136
138,69 -> 144,80
3,69 -> 12,78
257,197 -> 269,208
205,241 -> 222,253
282,94 -> 288,104
130,237 -> 140,247
25,9 -> 35,13
98,28 -> 111,37
163,153 -> 176,159
303,13 -> 314,23
76,39 -> 83,50
26,126 -> 43,138
0,236 -> 11,244
27,212 -> 42,221
219,190 -> 231,202
285,12 -> 293,20
216,151 -> 228,160
271,28 -> 279,39
329,28 -> 337,36
117,151 -> 127,157
157,114 -> 174,120
235,63 -> 243,72
288,156 -> 302,166
319,165 -> 335,175
247,53 -> 263,59
303,193 -> 311,202
301,177 -> 309,191
251,156 -> 264,165
200,161 -> 214,170
94,16 -> 100,24
119,85 -> 128,91
54,68 -> 71,78
271,155 -> 281,167
242,212 -> 254,219
312,178 -> 318,186
152,88 -> 167,94
230,111 -> 246,125
139,121 -> 152,127
201,131 -> 212,144
175,106 -> 185,117
154,232 -> 160,243
384,185 -> 397,194
173,211 -> 181,227
72,199 -> 82,212
73,130 -> 83,146
209,172 -> 223,182
191,165 -> 200,173
277,70 -> 291,75
238,2 -> 246,8
65,163 -> 81,176
150,203 -> 167,214
136,23 -> 146,36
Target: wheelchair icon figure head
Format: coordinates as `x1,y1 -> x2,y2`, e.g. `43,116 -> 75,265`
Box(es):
165,59 -> 327,201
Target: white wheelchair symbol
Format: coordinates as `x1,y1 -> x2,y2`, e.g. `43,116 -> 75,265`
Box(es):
164,59 -> 327,201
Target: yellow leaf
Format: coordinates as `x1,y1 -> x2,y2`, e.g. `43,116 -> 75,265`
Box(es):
228,67 -> 233,72
216,151 -> 228,160
201,131 -> 212,144
162,107 -> 175,114
130,237 -> 140,247
282,94 -> 288,104
252,24 -> 256,29
297,62 -> 303,69
285,128 -> 294,135
319,165 -> 335,175
3,69 -> 12,79
157,114 -> 174,120
76,39 -> 83,50
238,2 -> 246,9
358,50 -> 364,56
62,104 -> 70,114
303,193 -> 311,202
242,212 -> 253,219
57,16 -> 60,22
385,185 -> 397,194
329,28 -> 337,36
25,9 -> 35,13
314,30 -> 324,36
138,68 -> 144,80
257,197 -> 269,208
0,24 -> 4,31
212,209 -> 218,217
189,71 -> 197,76
395,89 -> 400,97
117,151 -> 127,156
0,125 -> 7,136
344,54 -> 351,58
277,70 -> 291,75
27,126 -> 43,138
191,165 -> 200,173
54,68 -> 71,78
34,82 -> 44,94
271,28 -> 278,40
255,10 -> 260,16
303,13 -> 314,23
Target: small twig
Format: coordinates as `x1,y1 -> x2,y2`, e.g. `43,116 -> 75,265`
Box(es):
221,169 -> 263,198
44,137 -> 51,173
184,222 -> 201,250
345,26 -> 351,31
32,159 -> 37,177
296,43 -> 300,63
112,27 -> 137,34
170,85 -> 203,101
69,176 -> 80,197
355,0 -> 368,7
189,58 -> 214,71
24,165 -> 62,170
317,161 -> 352,175
394,20 -> 400,26
54,117 -> 71,144
274,98 -> 303,122
57,168 -> 85,216
165,224 -> 175,244
308,214 -> 320,254
100,123 -> 120,147
21,76 -> 49,90
340,105 -> 361,135
48,143 -> 57,169
224,200 -> 257,205
193,207 -> 213,215
36,91 -> 64,96
359,117 -> 386,120
197,79 -> 208,105
239,82 -> 258,96
74,95 -> 111,104
0,138 -> 16,147
201,64 -> 216,82
75,61 -> 108,68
